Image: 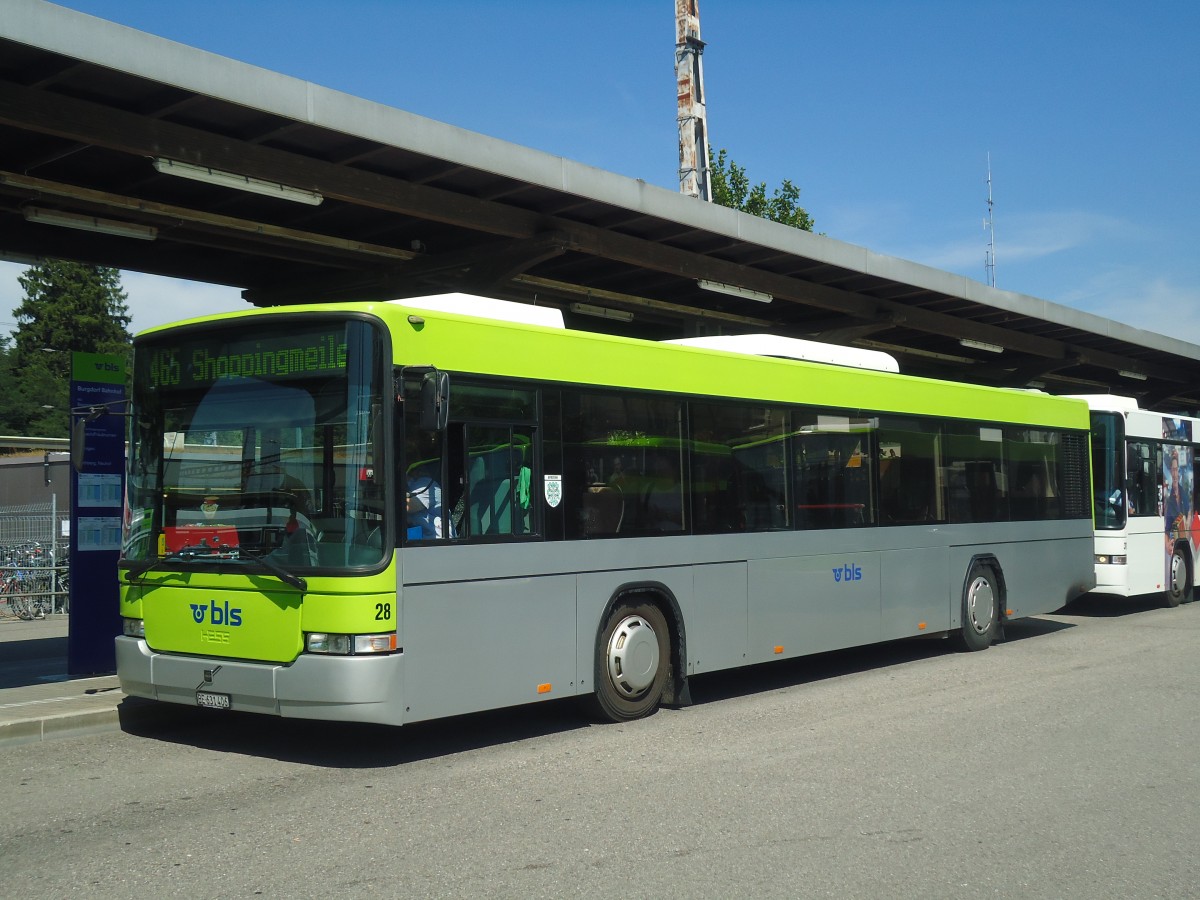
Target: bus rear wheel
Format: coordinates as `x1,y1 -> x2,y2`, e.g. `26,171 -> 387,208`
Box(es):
588,600 -> 670,722
953,561 -> 1001,652
1165,545 -> 1192,607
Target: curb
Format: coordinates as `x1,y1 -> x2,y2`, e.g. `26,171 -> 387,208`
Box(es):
1,691 -> 195,748
0,675 -> 160,748
0,704 -> 124,747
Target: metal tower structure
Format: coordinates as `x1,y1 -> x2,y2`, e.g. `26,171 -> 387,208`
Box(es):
676,0 -> 711,200
984,153 -> 996,287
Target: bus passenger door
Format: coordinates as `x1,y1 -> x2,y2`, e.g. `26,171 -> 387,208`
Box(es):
1126,440 -> 1163,593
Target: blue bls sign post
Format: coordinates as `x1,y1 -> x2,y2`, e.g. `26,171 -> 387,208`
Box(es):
67,351 -> 126,676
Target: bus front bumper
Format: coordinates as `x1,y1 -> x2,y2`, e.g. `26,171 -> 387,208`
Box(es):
115,635 -> 407,725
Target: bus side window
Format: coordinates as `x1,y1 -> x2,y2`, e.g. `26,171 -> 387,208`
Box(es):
877,419 -> 944,525
403,426 -> 449,541
560,389 -> 683,538
1125,441 -> 1159,517
454,425 -> 535,538
446,423 -> 467,537
691,400 -> 791,534
792,412 -> 875,529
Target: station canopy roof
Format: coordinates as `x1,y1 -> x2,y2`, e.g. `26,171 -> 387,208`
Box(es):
3,1 -> 1199,412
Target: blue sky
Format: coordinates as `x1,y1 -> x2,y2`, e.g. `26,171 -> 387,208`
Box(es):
4,0 -> 1198,345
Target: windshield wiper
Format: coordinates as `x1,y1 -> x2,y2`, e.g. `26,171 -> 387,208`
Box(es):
231,548 -> 308,591
124,542 -> 307,591
124,542 -> 234,581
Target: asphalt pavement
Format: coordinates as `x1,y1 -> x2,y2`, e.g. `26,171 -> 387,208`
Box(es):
7,594 -> 1195,898
0,607 -> 139,746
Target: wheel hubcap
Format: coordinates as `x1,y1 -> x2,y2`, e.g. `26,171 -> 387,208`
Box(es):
606,615 -> 661,698
966,576 -> 994,635
1171,552 -> 1187,595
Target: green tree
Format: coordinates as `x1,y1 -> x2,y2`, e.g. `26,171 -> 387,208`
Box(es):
0,350 -> 65,438
708,147 -> 814,231
1,261 -> 132,437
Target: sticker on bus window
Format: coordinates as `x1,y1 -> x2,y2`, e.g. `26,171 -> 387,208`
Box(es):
544,474 -> 562,508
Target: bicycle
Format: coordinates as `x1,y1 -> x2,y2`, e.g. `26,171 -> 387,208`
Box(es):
1,542 -> 56,620
52,564 -> 69,615
4,575 -> 53,619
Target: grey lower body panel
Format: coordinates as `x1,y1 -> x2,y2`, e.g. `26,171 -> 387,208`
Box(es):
116,521 -> 1094,727
115,636 -> 407,725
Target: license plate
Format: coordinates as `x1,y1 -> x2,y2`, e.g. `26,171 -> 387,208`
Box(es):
195,690 -> 231,710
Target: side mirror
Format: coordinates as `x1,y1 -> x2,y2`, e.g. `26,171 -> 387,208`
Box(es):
420,370 -> 450,431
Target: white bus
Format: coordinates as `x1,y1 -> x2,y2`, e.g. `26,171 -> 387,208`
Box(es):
1074,394 -> 1199,606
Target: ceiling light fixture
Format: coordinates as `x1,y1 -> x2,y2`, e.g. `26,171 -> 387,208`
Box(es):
696,279 -> 773,304
152,157 -> 324,206
1118,369 -> 1147,381
959,338 -> 1004,354
569,302 -> 634,322
23,207 -> 158,241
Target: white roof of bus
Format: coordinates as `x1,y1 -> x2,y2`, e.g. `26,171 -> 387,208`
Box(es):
387,295 -> 899,374
1065,393 -> 1141,412
663,334 -> 900,373
1068,394 -> 1200,439
389,294 -> 565,329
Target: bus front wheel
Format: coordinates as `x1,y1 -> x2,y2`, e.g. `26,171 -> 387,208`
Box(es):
588,600 -> 670,722
1165,545 -> 1192,607
954,561 -> 1001,652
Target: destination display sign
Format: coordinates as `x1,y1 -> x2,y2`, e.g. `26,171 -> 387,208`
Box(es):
143,327 -> 349,390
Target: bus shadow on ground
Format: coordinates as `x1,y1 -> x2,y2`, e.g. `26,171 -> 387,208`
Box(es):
686,616 -> 1072,707
117,693 -> 591,768
1000,616 -> 1075,642
685,640 -> 941,708
117,620 -> 1070,767
1057,593 -> 1175,618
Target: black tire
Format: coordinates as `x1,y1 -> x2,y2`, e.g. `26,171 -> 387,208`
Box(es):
953,561 -> 1001,651
1165,544 -> 1192,607
586,600 -> 671,722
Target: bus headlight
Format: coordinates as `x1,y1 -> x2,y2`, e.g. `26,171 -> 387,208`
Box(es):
122,617 -> 145,638
1095,554 -> 1127,565
306,633 -> 352,655
305,632 -> 397,655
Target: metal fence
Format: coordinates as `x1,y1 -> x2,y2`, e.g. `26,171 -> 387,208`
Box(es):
0,502 -> 70,619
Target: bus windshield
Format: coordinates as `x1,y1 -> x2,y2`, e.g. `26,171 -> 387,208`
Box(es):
1090,411 -> 1125,530
124,317 -> 390,572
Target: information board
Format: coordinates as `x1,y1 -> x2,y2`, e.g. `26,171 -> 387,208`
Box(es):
67,351 -> 126,676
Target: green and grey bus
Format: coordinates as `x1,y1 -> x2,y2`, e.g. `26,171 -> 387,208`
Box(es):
116,294 -> 1096,725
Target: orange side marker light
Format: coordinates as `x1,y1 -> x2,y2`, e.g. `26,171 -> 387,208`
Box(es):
774,645 -> 784,655
536,683 -> 552,694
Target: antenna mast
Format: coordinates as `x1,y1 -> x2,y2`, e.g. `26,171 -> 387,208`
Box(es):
984,153 -> 996,287
676,0 -> 711,200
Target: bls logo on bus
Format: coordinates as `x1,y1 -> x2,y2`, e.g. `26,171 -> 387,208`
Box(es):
190,601 -> 243,627
832,563 -> 863,583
